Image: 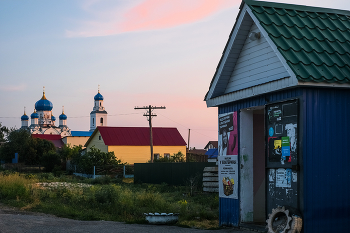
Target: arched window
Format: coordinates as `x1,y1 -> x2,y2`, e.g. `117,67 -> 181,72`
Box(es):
92,118 -> 94,125
100,117 -> 103,125
100,102 -> 101,106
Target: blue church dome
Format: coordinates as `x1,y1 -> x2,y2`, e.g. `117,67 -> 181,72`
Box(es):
59,113 -> 67,120
51,115 -> 56,121
31,111 -> 39,119
21,114 -> 29,121
35,92 -> 53,111
94,92 -> 104,101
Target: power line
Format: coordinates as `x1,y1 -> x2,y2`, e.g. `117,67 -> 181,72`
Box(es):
134,105 -> 166,163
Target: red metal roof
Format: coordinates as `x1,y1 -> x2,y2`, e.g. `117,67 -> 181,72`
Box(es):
31,134 -> 64,148
97,127 -> 187,146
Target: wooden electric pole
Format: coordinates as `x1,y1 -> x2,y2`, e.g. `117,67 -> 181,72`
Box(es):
134,105 -> 166,163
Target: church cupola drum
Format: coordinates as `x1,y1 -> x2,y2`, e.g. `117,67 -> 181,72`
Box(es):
90,87 -> 107,131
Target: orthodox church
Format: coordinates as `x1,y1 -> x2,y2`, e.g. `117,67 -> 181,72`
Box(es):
20,87 -> 107,138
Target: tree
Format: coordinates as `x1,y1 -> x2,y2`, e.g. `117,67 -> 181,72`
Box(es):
0,128 -> 31,163
0,129 -> 56,164
0,122 -> 10,143
153,151 -> 186,163
70,146 -> 124,174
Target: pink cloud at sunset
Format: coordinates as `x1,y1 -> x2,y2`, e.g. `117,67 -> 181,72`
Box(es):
120,0 -> 237,32
66,0 -> 239,37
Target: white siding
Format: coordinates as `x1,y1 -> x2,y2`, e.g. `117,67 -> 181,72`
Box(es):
224,23 -> 290,94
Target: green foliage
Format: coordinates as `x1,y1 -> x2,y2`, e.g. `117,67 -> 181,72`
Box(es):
71,146 -> 124,174
40,151 -> 61,172
0,129 -> 56,165
0,122 -> 10,143
0,172 -> 31,200
153,151 -> 186,163
58,144 -> 82,161
0,172 -> 219,229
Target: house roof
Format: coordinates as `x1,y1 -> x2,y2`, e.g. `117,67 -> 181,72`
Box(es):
205,148 -> 218,158
247,0 -> 350,84
204,141 -> 218,149
86,126 -> 187,147
205,0 -> 350,102
31,134 -> 64,148
70,131 -> 93,137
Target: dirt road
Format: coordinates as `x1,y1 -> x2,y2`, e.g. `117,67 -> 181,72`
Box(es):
0,204 -> 256,233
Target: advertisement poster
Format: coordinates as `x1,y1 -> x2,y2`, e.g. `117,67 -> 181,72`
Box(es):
219,155 -> 238,199
218,112 -> 238,156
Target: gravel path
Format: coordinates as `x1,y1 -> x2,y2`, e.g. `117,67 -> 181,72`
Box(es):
0,203 -> 256,233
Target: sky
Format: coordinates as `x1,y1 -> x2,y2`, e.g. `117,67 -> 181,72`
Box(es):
1,0 -> 349,149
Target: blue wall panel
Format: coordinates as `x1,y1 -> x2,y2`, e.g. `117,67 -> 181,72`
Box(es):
219,198 -> 239,226
302,88 -> 350,233
219,88 -> 302,114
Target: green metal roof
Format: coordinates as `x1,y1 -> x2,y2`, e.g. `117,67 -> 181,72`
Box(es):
246,0 -> 350,83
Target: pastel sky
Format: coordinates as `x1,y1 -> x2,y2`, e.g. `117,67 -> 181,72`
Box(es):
1,0 -> 349,149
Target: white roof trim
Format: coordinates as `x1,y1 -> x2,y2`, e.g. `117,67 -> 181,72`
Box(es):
205,3 -> 300,106
206,4 -> 251,101
206,76 -> 296,107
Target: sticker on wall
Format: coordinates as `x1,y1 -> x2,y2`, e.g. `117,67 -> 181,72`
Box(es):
219,155 -> 238,199
269,127 -> 274,136
275,124 -> 283,134
269,169 -> 275,182
276,168 -> 292,188
285,123 -> 297,152
292,172 -> 297,182
281,137 -> 291,163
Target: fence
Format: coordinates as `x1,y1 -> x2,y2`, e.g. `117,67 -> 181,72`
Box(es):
71,164 -> 134,179
134,162 -> 216,186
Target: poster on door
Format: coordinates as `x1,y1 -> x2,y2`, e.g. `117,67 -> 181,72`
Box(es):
218,112 -> 238,156
219,155 -> 238,199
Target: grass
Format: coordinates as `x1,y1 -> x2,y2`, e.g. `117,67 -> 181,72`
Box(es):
0,171 -> 219,229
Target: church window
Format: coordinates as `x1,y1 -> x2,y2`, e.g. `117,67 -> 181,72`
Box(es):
92,118 -> 94,125
100,102 -> 101,106
100,117 -> 103,125
99,136 -> 102,140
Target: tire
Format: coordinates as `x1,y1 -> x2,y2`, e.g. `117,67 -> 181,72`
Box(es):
266,206 -> 302,233
266,206 -> 292,233
288,215 -> 302,233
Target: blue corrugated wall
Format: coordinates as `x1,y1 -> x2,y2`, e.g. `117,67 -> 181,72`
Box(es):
217,87 -> 350,232
219,198 -> 239,226
302,88 -> 350,233
218,88 -> 302,226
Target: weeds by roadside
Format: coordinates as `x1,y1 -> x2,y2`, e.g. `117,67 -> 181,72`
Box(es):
0,172 -> 219,229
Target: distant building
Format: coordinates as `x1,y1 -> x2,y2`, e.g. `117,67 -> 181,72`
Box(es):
85,126 -> 187,164
62,131 -> 93,148
204,141 -> 218,150
20,89 -> 71,137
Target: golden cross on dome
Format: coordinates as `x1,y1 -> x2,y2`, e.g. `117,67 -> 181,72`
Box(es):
62,106 -> 65,114
24,106 -> 26,115
98,84 -> 100,93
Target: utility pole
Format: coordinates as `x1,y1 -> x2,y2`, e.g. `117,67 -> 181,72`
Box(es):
188,129 -> 190,150
134,105 -> 166,163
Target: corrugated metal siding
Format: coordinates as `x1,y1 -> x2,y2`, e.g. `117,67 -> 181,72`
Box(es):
224,23 -> 289,94
219,198 -> 240,226
302,88 -> 350,233
219,88 -> 303,114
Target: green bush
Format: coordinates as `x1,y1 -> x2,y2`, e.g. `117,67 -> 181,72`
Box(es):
40,151 -> 61,172
0,173 -> 30,200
